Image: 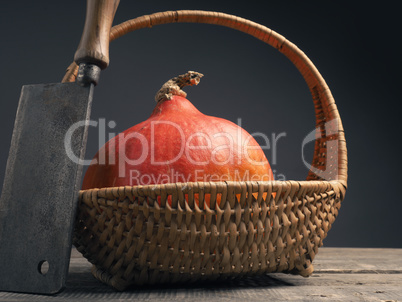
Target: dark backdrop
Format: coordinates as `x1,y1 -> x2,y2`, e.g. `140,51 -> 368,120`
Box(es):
0,1 -> 400,248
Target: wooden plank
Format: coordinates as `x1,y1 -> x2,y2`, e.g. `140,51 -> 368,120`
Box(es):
313,247 -> 402,273
0,248 -> 401,301
1,274 -> 401,301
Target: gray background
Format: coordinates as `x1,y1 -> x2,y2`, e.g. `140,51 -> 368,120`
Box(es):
0,1 -> 400,248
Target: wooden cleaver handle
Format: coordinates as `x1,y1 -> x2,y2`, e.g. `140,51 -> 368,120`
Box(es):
74,0 -> 120,70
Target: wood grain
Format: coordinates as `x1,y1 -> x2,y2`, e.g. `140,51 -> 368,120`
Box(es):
74,0 -> 120,69
0,248 -> 400,301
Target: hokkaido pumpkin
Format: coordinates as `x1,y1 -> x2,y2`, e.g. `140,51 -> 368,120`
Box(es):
82,71 -> 274,206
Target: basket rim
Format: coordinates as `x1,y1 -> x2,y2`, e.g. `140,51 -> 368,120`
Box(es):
79,179 -> 346,204
79,179 -> 343,191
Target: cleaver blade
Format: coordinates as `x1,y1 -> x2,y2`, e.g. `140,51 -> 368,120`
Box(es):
0,82 -> 94,294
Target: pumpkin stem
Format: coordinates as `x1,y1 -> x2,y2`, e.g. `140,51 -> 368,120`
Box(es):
155,71 -> 204,102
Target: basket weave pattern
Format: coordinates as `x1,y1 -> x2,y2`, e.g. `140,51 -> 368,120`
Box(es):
68,10 -> 348,291
74,180 -> 342,290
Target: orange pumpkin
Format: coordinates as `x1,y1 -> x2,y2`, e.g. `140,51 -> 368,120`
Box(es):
82,72 -> 273,207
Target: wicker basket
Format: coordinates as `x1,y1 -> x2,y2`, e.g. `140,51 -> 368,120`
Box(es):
64,10 -> 348,291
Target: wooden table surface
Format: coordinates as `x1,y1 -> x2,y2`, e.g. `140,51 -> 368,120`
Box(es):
1,248 -> 401,301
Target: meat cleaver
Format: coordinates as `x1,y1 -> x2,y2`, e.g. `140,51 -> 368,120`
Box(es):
0,0 -> 120,294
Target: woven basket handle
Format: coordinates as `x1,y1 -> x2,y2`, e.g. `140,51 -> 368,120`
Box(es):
63,10 -> 347,189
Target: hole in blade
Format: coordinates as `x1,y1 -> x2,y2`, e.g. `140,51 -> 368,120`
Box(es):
38,260 -> 50,275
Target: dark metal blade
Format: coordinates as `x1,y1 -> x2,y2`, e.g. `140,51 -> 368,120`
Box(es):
0,82 -> 94,294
